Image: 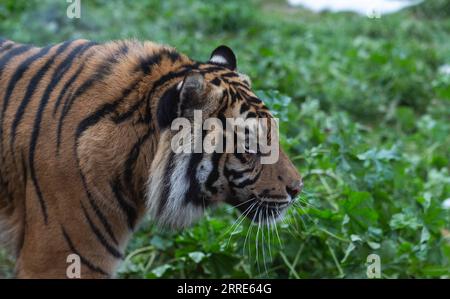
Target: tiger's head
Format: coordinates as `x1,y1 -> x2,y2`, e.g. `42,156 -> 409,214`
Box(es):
147,46 -> 302,228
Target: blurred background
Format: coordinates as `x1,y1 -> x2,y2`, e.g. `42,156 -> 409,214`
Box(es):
0,0 -> 449,278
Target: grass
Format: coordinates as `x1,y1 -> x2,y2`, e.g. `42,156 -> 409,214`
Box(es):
0,0 -> 449,278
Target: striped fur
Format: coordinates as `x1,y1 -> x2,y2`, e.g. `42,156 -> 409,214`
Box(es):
0,39 -> 302,278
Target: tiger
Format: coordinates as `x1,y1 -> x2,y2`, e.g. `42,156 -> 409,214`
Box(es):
0,38 -> 302,278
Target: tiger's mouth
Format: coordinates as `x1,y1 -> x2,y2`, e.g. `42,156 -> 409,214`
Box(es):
232,195 -> 294,224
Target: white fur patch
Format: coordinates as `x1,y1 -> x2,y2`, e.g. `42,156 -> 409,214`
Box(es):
209,55 -> 228,65
196,158 -> 213,184
161,153 -> 205,228
147,133 -> 205,229
161,154 -> 190,221
147,131 -> 171,214
176,80 -> 183,91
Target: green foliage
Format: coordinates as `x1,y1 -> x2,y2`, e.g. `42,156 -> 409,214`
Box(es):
0,249 -> 14,278
0,0 -> 449,278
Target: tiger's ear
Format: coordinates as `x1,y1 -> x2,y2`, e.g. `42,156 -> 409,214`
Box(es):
209,45 -> 236,70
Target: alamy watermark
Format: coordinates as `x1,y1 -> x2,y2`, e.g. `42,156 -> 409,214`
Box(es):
66,253 -> 81,278
170,110 -> 280,164
67,0 -> 81,19
366,254 -> 381,278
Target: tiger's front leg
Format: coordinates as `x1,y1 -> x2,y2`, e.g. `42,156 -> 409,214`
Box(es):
15,180 -> 126,278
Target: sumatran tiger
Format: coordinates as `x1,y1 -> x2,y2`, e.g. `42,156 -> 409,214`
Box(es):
0,38 -> 302,278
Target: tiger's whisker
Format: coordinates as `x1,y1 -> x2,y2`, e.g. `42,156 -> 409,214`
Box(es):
271,209 -> 283,247
225,201 -> 256,247
255,203 -> 262,274
260,208 -> 269,277
226,197 -> 256,211
227,201 -> 255,234
265,208 -> 273,262
244,203 -> 259,262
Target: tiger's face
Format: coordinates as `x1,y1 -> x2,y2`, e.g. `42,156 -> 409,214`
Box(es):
148,46 -> 302,228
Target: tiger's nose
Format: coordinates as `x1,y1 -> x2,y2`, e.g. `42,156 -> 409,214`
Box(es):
286,179 -> 303,198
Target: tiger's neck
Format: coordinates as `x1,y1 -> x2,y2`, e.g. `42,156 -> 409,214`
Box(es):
104,41 -> 197,223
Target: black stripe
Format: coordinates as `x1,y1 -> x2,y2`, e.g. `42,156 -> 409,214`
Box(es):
57,44 -> 129,144
0,172 -> 13,202
151,65 -> 197,93
0,44 -> 54,224
111,97 -> 146,124
224,165 -> 254,180
221,72 -> 239,78
246,96 -> 262,105
0,44 -> 33,77
80,202 -> 123,259
113,51 -> 194,125
74,99 -> 121,245
16,151 -> 27,256
0,43 -> 14,55
199,65 -> 227,73
228,88 -> 239,103
239,102 -> 250,114
62,45 -> 155,126
156,151 -> 175,217
10,42 -> 72,152
27,42 -> 93,225
115,63 -> 197,126
77,164 -> 119,245
1,46 -> 49,116
210,77 -> 221,86
230,166 -> 262,188
7,42 -> 72,224
61,226 -> 109,276
110,179 -> 137,230
52,49 -> 96,117
204,153 -> 222,194
246,112 -> 257,118
166,50 -> 182,63
112,50 -> 184,125
74,76 -> 143,142
234,81 -> 253,92
258,190 -> 286,199
143,65 -> 197,123
0,45 -> 34,161
75,91 -> 126,141
183,153 -> 205,207
137,50 -> 167,74
156,84 -> 180,129
73,78 -> 145,243
112,50 -> 180,124
123,129 -> 152,200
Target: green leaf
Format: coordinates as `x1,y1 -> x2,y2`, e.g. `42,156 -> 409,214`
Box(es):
188,252 -> 206,264
151,264 -> 172,278
341,243 -> 356,263
350,234 -> 363,242
150,235 -> 173,250
367,241 -> 381,250
340,191 -> 378,229
389,213 -> 422,230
